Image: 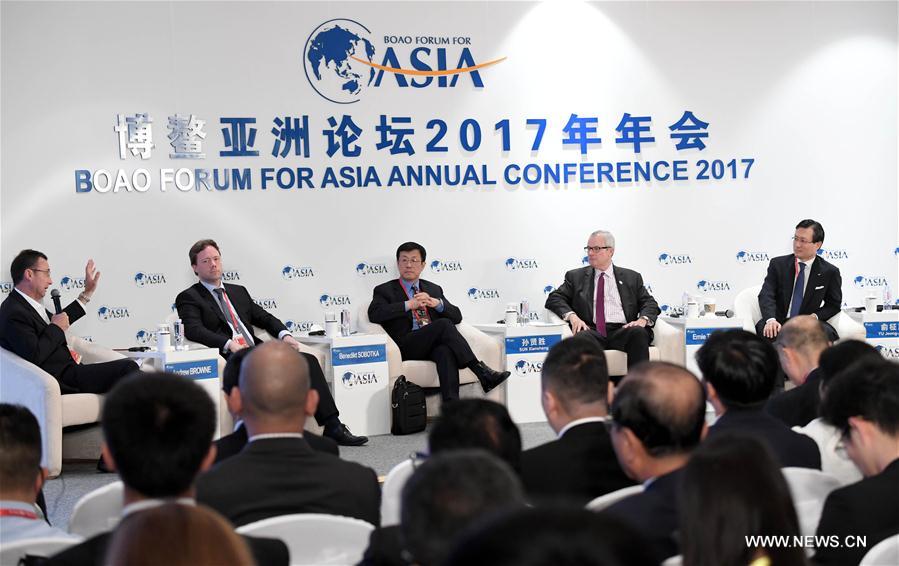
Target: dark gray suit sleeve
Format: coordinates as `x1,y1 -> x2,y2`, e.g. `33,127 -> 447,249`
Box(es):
545,271 -> 577,319
816,267 -> 842,322
177,287 -> 229,350
634,273 -> 660,323
368,283 -> 407,323
758,259 -> 780,322
433,284 -> 462,324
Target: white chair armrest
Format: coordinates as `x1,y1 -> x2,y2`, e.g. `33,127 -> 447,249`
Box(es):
652,318 -> 683,365
828,312 -> 865,341
66,334 -> 127,364
457,322 -> 501,369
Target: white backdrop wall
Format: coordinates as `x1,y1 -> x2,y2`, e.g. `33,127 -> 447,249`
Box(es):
1,1 -> 897,348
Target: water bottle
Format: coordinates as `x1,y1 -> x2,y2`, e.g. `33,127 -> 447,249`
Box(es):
885,283 -> 893,308
518,299 -> 530,326
340,309 -> 351,337
173,318 -> 185,350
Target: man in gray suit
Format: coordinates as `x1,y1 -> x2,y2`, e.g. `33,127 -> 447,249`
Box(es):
546,230 -> 660,372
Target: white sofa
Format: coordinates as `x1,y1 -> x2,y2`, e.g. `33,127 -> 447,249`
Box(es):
0,334 -> 126,477
733,285 -> 865,341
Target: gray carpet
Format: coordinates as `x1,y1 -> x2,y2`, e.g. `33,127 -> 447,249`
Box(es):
43,422 -> 556,530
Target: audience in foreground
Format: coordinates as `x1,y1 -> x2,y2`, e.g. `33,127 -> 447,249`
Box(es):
400,450 -> 525,566
680,432 -> 807,566
197,341 -> 380,527
698,329 -> 821,469
104,503 -> 252,566
0,404 -> 79,543
521,335 -> 635,506
602,361 -> 707,563
48,372 -> 287,566
813,359 -> 899,566
765,315 -> 829,427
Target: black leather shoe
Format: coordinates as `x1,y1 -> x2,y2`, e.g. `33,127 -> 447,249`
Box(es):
324,423 -> 369,446
472,361 -> 510,394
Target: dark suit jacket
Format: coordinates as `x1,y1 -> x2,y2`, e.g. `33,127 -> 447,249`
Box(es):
360,525 -> 407,566
708,409 -> 821,469
176,282 -> 287,352
545,265 -> 660,340
758,254 -> 842,324
765,369 -> 822,428
368,279 -> 462,344
814,458 -> 899,566
520,420 -> 635,507
46,524 -> 288,566
214,423 -> 338,464
197,437 -> 380,527
0,290 -> 86,393
603,468 -> 683,563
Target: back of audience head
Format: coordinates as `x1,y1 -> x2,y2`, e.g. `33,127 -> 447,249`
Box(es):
400,450 -> 524,566
238,341 -> 317,431
775,315 -> 829,384
817,340 -> 883,391
696,329 -> 778,410
680,433 -> 805,566
0,404 -> 44,500
222,346 -> 254,417
609,362 -> 705,481
101,372 -> 216,498
428,398 -> 522,472
820,358 -> 899,476
540,335 -> 611,431
104,503 -> 254,566
445,506 -> 654,566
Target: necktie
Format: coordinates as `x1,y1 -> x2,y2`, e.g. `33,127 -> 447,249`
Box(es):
410,284 -> 431,328
595,272 -> 607,337
789,262 -> 806,318
214,288 -> 253,346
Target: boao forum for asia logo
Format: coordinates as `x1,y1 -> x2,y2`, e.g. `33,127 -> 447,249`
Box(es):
302,18 -> 505,104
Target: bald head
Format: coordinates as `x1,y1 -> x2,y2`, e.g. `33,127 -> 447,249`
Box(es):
611,362 -> 705,457
239,341 -> 309,424
777,315 -> 829,355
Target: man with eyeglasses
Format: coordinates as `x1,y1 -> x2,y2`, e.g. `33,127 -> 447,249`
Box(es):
545,230 -> 660,374
368,241 -> 509,402
757,219 -> 841,342
0,249 -> 138,394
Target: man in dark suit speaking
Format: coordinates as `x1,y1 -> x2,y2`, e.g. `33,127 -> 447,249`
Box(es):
0,249 -> 137,394
175,239 -> 366,446
368,241 -> 509,402
758,219 -> 842,342
545,230 -> 660,372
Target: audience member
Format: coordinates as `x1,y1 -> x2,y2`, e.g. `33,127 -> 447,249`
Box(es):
0,404 -> 78,543
765,315 -> 830,427
104,503 -> 253,566
48,373 -> 287,566
214,346 -> 337,464
814,359 -> 899,566
698,329 -> 821,469
680,432 -> 806,566
794,340 -> 883,485
445,506 -> 654,566
602,361 -> 707,563
197,341 -> 380,527
400,450 -> 525,566
521,335 -> 634,506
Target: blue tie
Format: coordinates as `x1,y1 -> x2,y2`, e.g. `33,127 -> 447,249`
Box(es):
789,262 -> 806,318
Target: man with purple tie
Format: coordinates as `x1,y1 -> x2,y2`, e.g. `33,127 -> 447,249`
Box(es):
545,230 -> 659,374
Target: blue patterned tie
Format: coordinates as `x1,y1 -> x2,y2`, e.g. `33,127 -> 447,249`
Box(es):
789,262 -> 805,318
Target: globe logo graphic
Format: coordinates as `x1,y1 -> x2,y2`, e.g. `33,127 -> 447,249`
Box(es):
304,19 -> 376,104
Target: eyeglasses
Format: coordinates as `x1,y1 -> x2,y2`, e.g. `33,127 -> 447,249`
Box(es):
29,268 -> 51,276
584,246 -> 612,253
791,236 -> 814,245
399,259 -> 422,265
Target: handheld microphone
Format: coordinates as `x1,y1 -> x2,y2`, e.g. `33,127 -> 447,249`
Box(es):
50,289 -> 62,314
715,309 -> 735,318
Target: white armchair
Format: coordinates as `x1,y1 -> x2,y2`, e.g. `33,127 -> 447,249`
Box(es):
0,334 -> 126,477
545,311 -> 681,376
733,285 -> 865,340
357,300 -> 503,406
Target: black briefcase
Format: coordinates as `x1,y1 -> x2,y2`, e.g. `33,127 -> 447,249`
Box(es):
391,375 -> 427,435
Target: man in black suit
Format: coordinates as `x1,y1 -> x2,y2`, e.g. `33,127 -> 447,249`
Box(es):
602,362 -> 707,563
758,219 -> 842,342
0,249 -> 137,394
197,341 -> 381,527
214,346 -> 337,464
545,230 -> 660,375
368,241 -> 509,402
48,372 -> 288,566
814,359 -> 899,566
765,315 -> 829,427
697,329 -> 821,469
521,336 -> 634,506
175,239 -> 366,446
